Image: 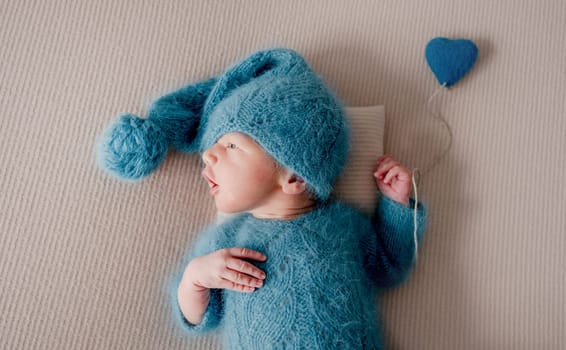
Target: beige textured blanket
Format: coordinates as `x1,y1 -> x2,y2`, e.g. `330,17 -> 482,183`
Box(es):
1,1 -> 564,349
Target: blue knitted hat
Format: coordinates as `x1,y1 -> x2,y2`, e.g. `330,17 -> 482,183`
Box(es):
96,48 -> 349,200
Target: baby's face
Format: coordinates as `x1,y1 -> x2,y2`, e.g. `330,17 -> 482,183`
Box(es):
201,132 -> 281,213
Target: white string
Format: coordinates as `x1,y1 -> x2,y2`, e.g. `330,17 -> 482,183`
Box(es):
410,82 -> 452,262
416,83 -> 452,179
411,170 -> 419,261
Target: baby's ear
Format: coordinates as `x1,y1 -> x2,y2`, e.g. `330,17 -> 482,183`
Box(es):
280,172 -> 308,195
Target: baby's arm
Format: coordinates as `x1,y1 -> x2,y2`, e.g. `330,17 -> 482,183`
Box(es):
361,155 -> 427,288
178,248 -> 267,325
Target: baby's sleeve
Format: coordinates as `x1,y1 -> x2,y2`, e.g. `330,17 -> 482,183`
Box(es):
362,195 -> 427,289
173,222 -> 229,334
178,288 -> 223,334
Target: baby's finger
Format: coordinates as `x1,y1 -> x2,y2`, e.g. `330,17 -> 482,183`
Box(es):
383,165 -> 402,183
221,279 -> 256,293
228,247 -> 267,262
375,155 -> 392,170
375,158 -> 398,179
384,165 -> 412,185
222,269 -> 264,289
226,258 -> 266,280
376,154 -> 392,165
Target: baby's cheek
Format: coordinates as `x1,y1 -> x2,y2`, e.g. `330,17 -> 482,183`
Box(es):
251,170 -> 268,183
250,168 -> 277,188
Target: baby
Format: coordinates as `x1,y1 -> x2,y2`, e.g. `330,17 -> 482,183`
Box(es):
96,48 -> 427,349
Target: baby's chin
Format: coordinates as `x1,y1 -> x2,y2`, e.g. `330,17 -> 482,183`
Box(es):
213,198 -> 246,214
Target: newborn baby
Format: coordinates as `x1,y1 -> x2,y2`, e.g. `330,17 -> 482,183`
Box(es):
96,48 -> 427,349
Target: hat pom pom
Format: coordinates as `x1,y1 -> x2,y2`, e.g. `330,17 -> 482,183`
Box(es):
96,114 -> 169,180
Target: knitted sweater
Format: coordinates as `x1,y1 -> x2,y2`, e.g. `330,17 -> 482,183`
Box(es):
177,196 -> 427,349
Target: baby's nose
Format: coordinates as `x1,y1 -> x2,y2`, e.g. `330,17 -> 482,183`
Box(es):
202,148 -> 217,165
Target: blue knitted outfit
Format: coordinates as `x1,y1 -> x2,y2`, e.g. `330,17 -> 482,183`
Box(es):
95,48 -> 429,349
180,196 -> 426,349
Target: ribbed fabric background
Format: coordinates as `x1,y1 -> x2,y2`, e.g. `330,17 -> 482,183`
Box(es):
1,1 -> 564,349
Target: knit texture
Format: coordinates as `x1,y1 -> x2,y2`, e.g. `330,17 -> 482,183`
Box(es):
175,196 -> 427,349
96,48 -> 348,200
95,78 -> 216,179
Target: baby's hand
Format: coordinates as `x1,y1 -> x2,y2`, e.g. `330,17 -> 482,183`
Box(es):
186,248 -> 267,293
374,155 -> 412,207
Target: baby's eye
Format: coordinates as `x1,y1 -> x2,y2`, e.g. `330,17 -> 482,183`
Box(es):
226,142 -> 238,149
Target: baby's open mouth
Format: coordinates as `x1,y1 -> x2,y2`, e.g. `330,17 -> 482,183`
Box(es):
206,177 -> 218,188
202,171 -> 219,190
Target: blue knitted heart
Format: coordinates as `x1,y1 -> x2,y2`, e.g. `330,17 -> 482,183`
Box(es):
425,37 -> 478,88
